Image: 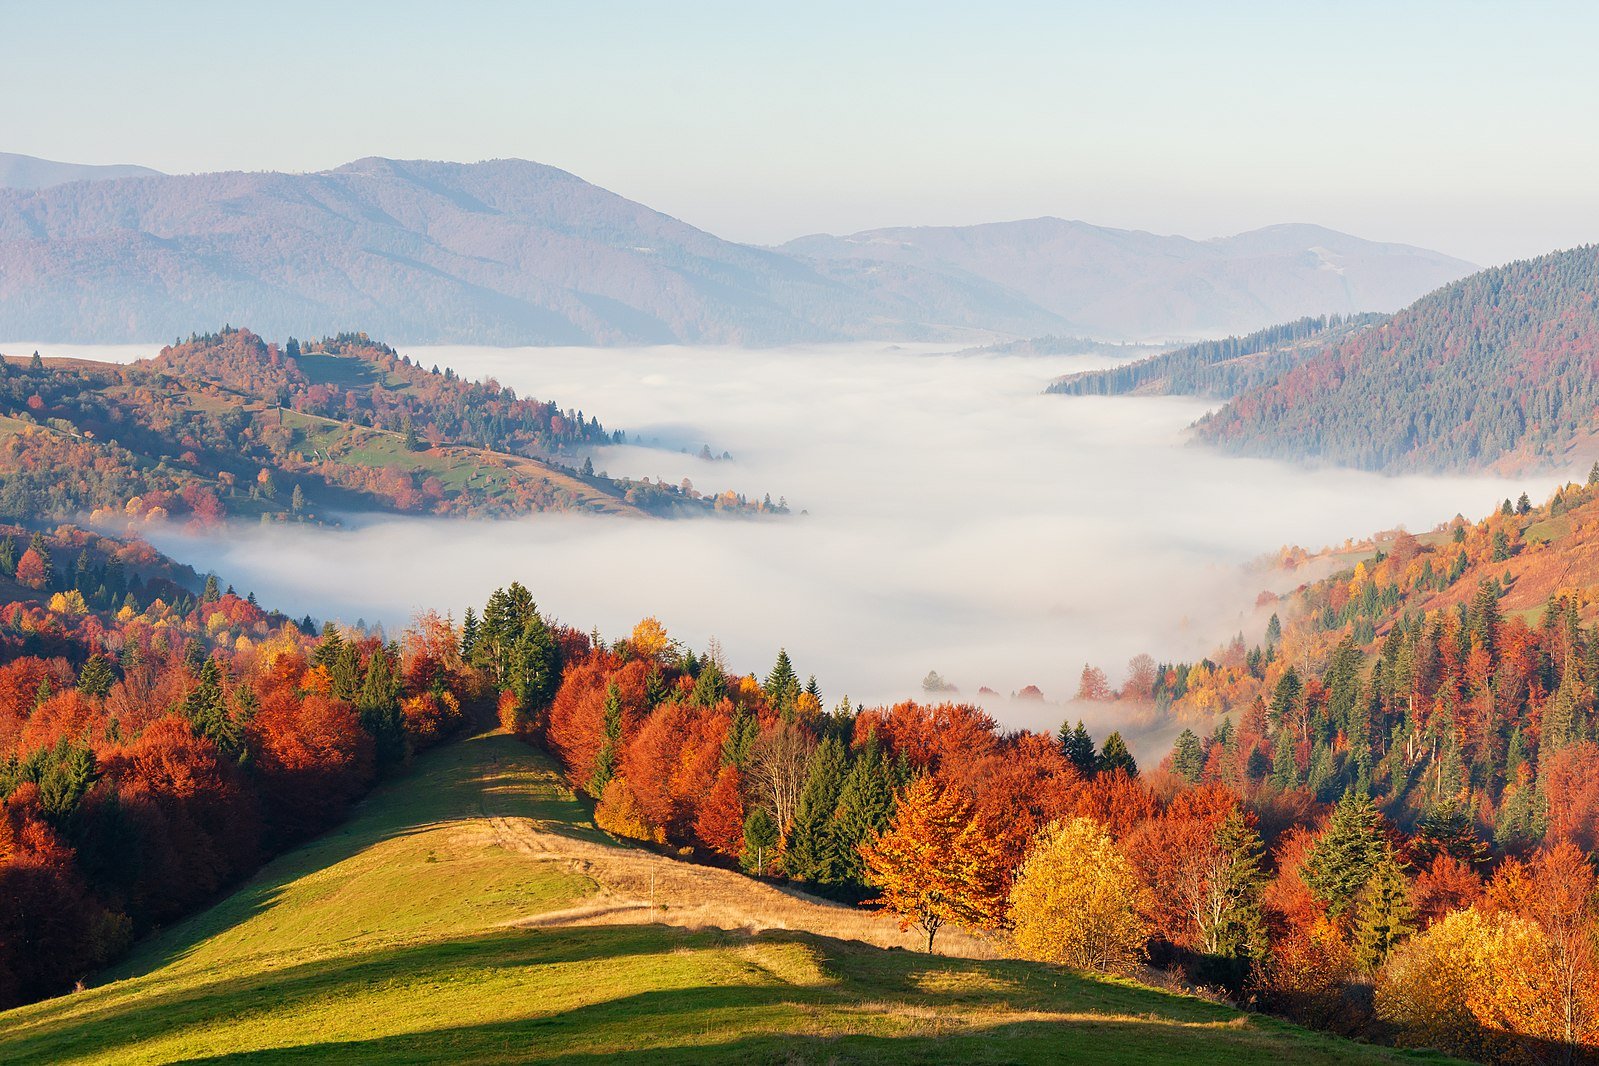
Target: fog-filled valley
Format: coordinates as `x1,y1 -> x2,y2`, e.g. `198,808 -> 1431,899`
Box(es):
28,338 -> 1536,747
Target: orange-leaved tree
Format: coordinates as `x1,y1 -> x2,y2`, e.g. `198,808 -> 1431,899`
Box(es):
860,774 -> 1005,953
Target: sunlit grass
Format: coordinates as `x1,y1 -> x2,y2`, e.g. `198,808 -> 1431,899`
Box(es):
0,733 -> 1455,1064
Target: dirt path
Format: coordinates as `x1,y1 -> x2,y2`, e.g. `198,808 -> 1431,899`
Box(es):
484,814 -> 998,959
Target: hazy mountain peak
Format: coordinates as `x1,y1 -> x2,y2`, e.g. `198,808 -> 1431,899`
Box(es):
0,151 -> 161,190
0,156 -> 1477,345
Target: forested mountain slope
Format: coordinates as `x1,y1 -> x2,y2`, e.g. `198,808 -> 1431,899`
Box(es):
0,328 -> 774,522
1048,314 -> 1383,398
1195,245 -> 1599,473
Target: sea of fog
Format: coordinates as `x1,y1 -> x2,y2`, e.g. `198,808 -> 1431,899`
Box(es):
16,340 -> 1544,746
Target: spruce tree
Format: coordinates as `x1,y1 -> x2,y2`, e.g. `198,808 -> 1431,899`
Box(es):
1302,789 -> 1387,918
690,660 -> 725,708
1200,810 -> 1269,975
77,654 -> 115,699
1059,719 -> 1096,776
1171,728 -> 1204,782
741,807 -> 779,875
764,648 -> 800,712
784,737 -> 848,883
1352,854 -> 1415,970
183,658 -> 242,760
831,731 -> 895,887
587,682 -> 624,796
1096,732 -> 1137,777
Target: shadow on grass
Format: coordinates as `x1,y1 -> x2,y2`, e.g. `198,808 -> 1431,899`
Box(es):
97,730 -> 594,982
0,924 -> 1452,1066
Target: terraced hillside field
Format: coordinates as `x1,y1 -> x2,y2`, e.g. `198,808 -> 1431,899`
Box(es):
0,730 -> 1452,1064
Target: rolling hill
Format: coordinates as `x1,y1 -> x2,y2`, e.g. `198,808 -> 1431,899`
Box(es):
0,328 -> 772,524
0,725 -> 1442,1064
1195,245 -> 1599,474
786,220 -> 1475,341
0,156 -> 1472,346
0,152 -> 159,190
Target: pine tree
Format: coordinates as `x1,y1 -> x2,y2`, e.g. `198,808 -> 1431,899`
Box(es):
201,574 -> 221,604
1352,853 -> 1415,970
764,648 -> 800,712
1171,728 -> 1204,782
183,658 -> 242,760
1199,810 -> 1269,974
690,660 -> 725,708
830,731 -> 895,887
460,607 -> 479,658
721,705 -> 758,769
1302,789 -> 1387,918
740,807 -> 779,875
358,647 -> 406,766
587,682 -> 624,797
1059,719 -> 1096,776
784,737 -> 848,883
1096,732 -> 1137,777
77,654 -> 115,699
1413,801 -> 1488,867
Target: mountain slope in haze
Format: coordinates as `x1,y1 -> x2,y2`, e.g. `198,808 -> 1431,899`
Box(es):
1047,313 -> 1385,398
1195,245 -> 1599,474
0,152 -> 160,190
0,728 -> 1424,1064
786,219 -> 1476,341
0,157 -> 1066,346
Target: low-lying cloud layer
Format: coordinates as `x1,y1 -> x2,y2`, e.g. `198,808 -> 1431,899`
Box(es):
125,341 -> 1541,746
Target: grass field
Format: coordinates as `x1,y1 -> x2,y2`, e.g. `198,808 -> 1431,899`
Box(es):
0,731 -> 1453,1064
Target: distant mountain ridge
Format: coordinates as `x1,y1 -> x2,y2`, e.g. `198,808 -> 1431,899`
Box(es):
1195,245 -> 1599,474
0,155 -> 1475,345
786,219 -> 1476,341
0,152 -> 160,189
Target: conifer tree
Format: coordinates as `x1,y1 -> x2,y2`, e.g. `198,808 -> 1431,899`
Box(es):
764,648 -> 800,712
1096,732 -> 1138,777
587,682 -> 624,797
183,658 -> 242,760
1302,789 -> 1387,918
1199,810 -> 1269,973
77,654 -> 115,699
1171,728 -> 1204,782
740,807 -> 779,875
784,737 -> 848,882
1352,854 -> 1415,970
1059,719 -> 1096,776
831,731 -> 895,887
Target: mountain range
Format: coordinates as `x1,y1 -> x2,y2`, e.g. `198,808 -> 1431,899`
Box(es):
786,219 -> 1474,341
0,154 -> 1475,346
0,151 -> 160,190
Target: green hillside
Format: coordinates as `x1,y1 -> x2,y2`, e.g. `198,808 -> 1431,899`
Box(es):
0,731 -> 1450,1064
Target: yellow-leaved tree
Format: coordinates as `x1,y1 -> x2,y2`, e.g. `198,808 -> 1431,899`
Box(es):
860,775 -> 1006,953
1007,816 -> 1149,973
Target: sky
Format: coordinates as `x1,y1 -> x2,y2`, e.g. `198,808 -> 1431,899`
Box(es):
5,1 -> 1598,265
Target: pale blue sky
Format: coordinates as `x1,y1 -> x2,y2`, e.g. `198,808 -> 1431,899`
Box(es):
5,1 -> 1596,263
